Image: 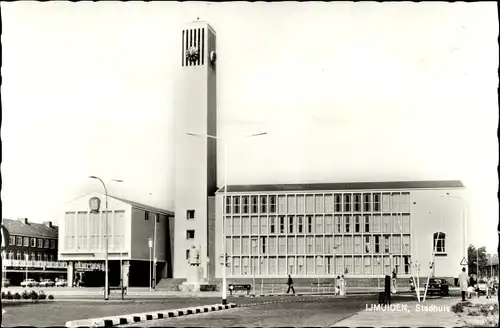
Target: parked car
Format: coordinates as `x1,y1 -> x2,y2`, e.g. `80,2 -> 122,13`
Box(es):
424,278 -> 449,296
39,279 -> 55,287
55,279 -> 67,287
476,280 -> 488,295
2,278 -> 11,288
21,278 -> 39,287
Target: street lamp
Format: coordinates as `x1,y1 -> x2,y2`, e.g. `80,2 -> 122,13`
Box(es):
148,238 -> 153,292
187,131 -> 267,304
447,194 -> 468,264
251,238 -> 258,296
24,253 -> 29,282
316,255 -> 322,294
89,176 -> 123,300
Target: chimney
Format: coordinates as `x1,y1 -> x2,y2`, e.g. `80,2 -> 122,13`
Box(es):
19,218 -> 28,224
43,221 -> 53,228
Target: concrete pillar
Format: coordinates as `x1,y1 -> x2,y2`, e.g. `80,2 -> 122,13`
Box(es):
67,261 -> 74,287
122,260 -> 130,289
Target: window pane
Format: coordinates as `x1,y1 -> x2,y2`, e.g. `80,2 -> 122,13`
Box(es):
260,195 -> 268,213
233,196 -> 240,214
114,210 -> 125,250
305,195 -> 314,213
242,237 -> 250,255
315,216 -> 323,234
393,214 -> 402,233
364,257 -> 372,275
233,217 -> 241,234
269,237 -> 276,255
233,237 -> 241,255
325,215 -> 333,233
354,236 -> 362,254
353,193 -> 361,212
278,237 -> 286,254
343,194 -> 351,212
297,195 -> 305,213
278,196 -> 286,214
344,236 -> 353,254
269,195 -> 277,214
325,194 -> 334,213
278,257 -> 287,275
363,193 -> 371,212
372,214 -> 381,233
288,216 -> 294,234
287,195 -> 296,214
334,194 -> 342,212
315,195 -> 324,213
225,217 -> 232,235
382,215 -> 391,233
315,236 -> 323,253
334,215 -> 342,233
260,216 -> 267,234
242,217 -> 250,234
297,236 -> 305,254
364,215 -> 371,233
344,215 -> 351,233
306,236 -> 314,254
287,236 -> 295,253
269,257 -> 277,274
333,236 -> 342,254
251,216 -> 259,234
354,256 -> 362,275
251,196 -> 258,214
402,214 -> 410,233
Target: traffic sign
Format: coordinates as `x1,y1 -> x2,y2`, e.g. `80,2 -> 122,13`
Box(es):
460,257 -> 467,266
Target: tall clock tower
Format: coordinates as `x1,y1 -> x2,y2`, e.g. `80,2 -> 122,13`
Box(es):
173,21 -> 217,280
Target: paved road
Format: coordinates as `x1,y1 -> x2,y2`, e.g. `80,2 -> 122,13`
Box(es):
119,294 -> 413,327
1,295 -> 358,327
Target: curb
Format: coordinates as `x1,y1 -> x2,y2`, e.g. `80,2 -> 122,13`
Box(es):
64,303 -> 237,327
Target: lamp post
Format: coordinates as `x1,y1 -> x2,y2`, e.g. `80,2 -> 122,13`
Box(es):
24,253 -> 29,282
187,131 -> 267,304
448,194 -> 468,264
251,238 -> 257,296
316,255 -> 322,294
148,238 -> 153,292
89,176 -> 123,300
477,248 -> 479,277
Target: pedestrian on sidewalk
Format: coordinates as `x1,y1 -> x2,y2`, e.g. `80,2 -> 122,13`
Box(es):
286,274 -> 295,294
391,269 -> 398,294
340,275 -> 346,296
335,276 -> 341,296
459,267 -> 468,301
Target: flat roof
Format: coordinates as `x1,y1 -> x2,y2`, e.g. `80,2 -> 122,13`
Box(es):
217,180 -> 465,193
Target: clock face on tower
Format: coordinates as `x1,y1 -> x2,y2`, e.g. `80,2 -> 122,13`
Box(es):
186,46 -> 200,64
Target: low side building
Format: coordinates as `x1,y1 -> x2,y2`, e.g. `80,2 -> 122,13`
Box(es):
58,192 -> 174,288
2,218 -> 65,285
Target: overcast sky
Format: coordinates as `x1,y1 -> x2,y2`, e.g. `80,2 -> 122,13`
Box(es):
1,2 -> 498,252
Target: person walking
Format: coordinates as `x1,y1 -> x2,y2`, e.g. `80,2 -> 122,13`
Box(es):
391,268 -> 398,294
286,274 -> 295,294
459,267 -> 468,301
340,275 -> 346,296
335,276 -> 341,296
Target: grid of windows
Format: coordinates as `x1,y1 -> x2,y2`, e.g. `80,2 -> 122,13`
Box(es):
224,192 -> 412,276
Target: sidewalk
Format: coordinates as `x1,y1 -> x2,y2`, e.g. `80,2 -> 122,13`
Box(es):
3,286 -> 395,299
332,297 -> 464,327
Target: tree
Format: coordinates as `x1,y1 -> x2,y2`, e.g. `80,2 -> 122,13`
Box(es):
467,245 -> 488,276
